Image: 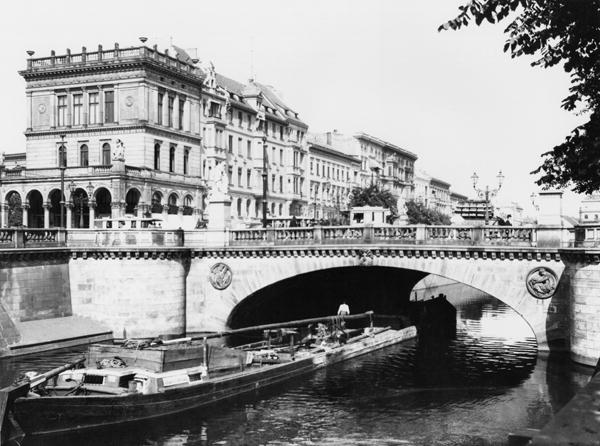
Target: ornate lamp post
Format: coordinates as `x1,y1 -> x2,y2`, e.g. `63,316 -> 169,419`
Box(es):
261,134 -> 268,228
471,170 -> 504,226
323,180 -> 331,221
313,183 -> 319,222
59,134 -> 66,228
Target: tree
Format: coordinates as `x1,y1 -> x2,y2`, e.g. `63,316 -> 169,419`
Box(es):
349,185 -> 398,223
404,200 -> 451,225
440,0 -> 600,194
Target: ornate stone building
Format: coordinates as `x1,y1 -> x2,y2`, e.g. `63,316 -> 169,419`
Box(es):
0,43 -> 311,229
1,43 -> 207,229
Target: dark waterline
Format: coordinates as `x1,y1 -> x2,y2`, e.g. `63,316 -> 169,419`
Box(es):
1,286 -> 592,445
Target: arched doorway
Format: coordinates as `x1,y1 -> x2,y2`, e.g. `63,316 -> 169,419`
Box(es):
48,189 -> 65,227
151,191 -> 163,214
27,190 -> 44,228
5,191 -> 23,227
168,193 -> 179,214
71,188 -> 89,228
125,189 -> 141,216
95,188 -> 112,219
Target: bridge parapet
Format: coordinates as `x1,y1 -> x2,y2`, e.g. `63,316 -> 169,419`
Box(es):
229,225 -> 541,247
0,228 -> 63,248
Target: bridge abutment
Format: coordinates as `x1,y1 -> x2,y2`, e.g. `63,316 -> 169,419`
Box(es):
563,253 -> 600,366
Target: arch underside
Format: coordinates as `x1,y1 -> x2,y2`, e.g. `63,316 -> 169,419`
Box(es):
197,256 -> 567,351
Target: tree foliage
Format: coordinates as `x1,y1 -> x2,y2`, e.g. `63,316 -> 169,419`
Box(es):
404,200 -> 452,225
349,185 -> 398,222
440,0 -> 600,194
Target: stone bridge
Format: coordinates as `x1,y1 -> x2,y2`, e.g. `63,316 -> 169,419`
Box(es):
1,224 -> 600,365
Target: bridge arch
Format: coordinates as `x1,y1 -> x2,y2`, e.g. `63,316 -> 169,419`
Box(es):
187,248 -> 567,351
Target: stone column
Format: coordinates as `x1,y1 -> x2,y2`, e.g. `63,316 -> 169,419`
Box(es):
1,203 -> 7,228
88,202 -> 96,228
22,204 -> 29,228
66,203 -> 73,229
43,203 -> 50,229
111,203 -> 121,219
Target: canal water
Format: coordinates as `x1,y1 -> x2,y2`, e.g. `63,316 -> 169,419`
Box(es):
0,285 -> 592,445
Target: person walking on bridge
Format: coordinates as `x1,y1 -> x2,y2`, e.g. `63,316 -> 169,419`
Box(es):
337,301 -> 350,316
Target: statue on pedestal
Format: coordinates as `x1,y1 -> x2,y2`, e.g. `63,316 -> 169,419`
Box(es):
208,162 -> 229,201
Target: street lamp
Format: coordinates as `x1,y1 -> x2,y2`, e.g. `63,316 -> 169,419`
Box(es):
313,183 -> 319,223
471,170 -> 504,226
323,180 -> 331,221
59,134 -> 66,229
261,134 -> 268,228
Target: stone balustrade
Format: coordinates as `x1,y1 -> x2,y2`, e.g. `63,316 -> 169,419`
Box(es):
0,229 -> 62,248
229,225 -> 542,247
0,224 -> 583,250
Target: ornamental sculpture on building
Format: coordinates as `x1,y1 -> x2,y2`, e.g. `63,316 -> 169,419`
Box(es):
526,267 -> 558,299
208,162 -> 229,201
209,262 -> 233,290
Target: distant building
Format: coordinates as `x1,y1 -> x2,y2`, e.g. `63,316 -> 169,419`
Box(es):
414,170 -> 453,215
307,132 -> 360,220
579,194 -> 600,223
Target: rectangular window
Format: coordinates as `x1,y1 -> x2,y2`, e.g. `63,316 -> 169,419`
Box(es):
157,92 -> 164,125
104,91 -> 114,123
183,148 -> 190,175
280,149 -> 283,165
272,174 -> 276,191
247,140 -> 252,158
154,144 -> 161,170
238,112 -> 243,127
178,99 -> 185,130
272,147 -> 276,164
228,135 -> 233,153
237,167 -> 242,186
168,96 -> 174,127
279,126 -> 284,140
238,138 -> 242,155
80,144 -> 89,167
72,94 -> 82,126
310,159 -> 313,173
169,146 -> 175,173
279,176 -> 283,193
247,114 -> 252,130
88,92 -> 99,125
247,170 -> 251,188
57,95 -> 67,126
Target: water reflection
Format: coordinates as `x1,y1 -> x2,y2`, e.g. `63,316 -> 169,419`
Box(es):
2,286 -> 592,446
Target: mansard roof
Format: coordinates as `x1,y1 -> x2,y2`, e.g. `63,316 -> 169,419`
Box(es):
215,73 -> 246,96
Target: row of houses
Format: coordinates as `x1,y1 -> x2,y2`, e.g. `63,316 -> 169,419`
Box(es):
0,41 -> 466,229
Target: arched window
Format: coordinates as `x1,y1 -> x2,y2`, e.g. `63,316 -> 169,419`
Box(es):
246,199 -> 251,217
102,143 -> 111,165
278,203 -> 283,216
271,203 -> 275,216
151,192 -> 163,213
154,143 -> 161,170
80,144 -> 88,167
236,198 -> 242,217
58,144 -> 67,167
183,148 -> 190,175
168,193 -> 178,214
183,195 -> 194,215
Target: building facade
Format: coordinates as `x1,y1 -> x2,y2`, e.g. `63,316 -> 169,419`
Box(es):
307,133 -> 360,221
2,44 -> 207,229
1,42 -> 436,229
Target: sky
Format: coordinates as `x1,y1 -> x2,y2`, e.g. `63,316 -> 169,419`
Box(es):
0,0 -> 585,215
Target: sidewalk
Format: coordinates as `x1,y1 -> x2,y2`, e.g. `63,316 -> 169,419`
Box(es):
5,316 -> 113,357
